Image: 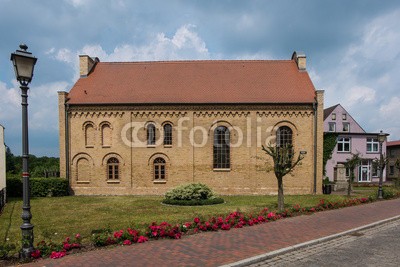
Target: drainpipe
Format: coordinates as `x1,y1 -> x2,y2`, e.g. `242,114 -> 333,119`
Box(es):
313,99 -> 318,194
65,103 -> 70,190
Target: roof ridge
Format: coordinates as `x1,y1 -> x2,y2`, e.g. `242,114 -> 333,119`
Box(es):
97,59 -> 294,65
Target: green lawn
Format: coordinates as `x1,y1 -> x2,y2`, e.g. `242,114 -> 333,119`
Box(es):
0,193 -> 373,249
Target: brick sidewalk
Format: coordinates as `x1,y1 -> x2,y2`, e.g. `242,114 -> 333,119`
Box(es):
25,198 -> 400,267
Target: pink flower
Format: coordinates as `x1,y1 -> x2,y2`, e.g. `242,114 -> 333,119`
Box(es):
137,236 -> 148,243
75,233 -> 81,240
63,243 -> 71,251
123,240 -> 132,245
65,237 -> 70,243
267,212 -> 276,219
50,251 -> 66,259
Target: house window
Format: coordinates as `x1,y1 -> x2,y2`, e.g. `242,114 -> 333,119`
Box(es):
331,113 -> 336,120
147,124 -> 156,145
163,124 -> 172,146
372,164 -> 379,177
342,113 -> 347,120
154,157 -> 166,180
213,126 -> 230,169
328,122 -> 336,132
342,123 -> 350,132
366,138 -> 379,153
345,167 -> 351,177
337,137 -> 351,152
107,157 -> 119,180
389,165 -> 395,175
101,123 -> 112,147
277,126 -> 293,147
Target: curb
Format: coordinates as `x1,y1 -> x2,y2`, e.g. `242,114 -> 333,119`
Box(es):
220,214 -> 400,267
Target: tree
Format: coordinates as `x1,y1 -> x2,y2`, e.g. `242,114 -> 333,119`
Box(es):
5,145 -> 16,174
262,143 -> 304,211
344,153 -> 361,197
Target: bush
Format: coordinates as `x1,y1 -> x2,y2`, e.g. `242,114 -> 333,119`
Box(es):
165,183 -> 215,201
162,198 -> 225,206
6,177 -> 69,198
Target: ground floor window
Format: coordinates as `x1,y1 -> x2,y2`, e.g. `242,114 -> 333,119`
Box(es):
107,157 -> 119,180
154,157 -> 166,180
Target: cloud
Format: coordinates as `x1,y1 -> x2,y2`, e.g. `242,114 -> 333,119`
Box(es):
344,86 -> 376,106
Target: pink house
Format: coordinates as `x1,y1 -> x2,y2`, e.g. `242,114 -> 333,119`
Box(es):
324,104 -> 387,183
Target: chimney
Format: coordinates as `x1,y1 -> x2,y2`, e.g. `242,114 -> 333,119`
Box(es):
79,55 -> 99,77
291,51 -> 306,71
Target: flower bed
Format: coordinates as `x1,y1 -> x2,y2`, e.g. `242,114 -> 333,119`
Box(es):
27,196 -> 377,261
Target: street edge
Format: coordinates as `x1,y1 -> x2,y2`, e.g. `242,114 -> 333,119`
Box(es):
220,214 -> 400,267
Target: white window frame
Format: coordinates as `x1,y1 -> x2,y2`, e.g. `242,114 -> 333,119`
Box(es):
342,122 -> 350,132
328,122 -> 336,132
366,138 -> 379,153
337,137 -> 351,152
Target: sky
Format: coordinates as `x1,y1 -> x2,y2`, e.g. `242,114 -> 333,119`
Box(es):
1,0 -> 400,157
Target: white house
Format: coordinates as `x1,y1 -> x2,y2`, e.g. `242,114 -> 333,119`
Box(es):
0,124 -> 6,210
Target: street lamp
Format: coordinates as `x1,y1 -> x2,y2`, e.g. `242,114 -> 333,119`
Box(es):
377,130 -> 389,199
10,44 -> 37,259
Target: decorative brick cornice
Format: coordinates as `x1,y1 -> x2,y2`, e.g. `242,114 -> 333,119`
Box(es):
132,111 -> 188,118
257,110 -> 313,118
194,111 -> 250,118
70,111 -> 125,118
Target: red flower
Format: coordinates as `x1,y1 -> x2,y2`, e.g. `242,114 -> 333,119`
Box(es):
123,240 -> 132,245
50,251 -> 66,259
194,217 -> 200,224
31,249 -> 41,259
138,236 -> 148,243
63,243 -> 71,251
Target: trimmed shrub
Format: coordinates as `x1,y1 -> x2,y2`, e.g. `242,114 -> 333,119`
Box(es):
165,183 -> 215,201
30,178 -> 69,197
162,197 -> 224,206
6,177 -> 68,197
163,183 -> 224,206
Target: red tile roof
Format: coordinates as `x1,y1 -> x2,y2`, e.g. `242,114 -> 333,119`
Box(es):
387,140 -> 400,147
67,60 -> 316,105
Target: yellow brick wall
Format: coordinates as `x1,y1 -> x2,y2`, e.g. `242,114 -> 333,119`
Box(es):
59,101 -> 324,196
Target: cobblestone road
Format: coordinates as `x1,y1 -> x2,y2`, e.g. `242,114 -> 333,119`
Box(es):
247,218 -> 400,267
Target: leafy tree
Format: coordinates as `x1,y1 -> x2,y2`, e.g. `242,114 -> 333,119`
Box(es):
5,146 -> 16,174
262,143 -> 304,211
344,153 -> 361,197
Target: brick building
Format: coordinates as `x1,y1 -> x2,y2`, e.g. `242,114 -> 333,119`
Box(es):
58,52 -> 324,195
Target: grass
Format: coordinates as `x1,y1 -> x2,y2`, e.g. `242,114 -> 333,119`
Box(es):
0,192 -> 374,250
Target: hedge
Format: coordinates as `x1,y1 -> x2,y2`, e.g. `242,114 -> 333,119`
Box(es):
6,177 -> 69,198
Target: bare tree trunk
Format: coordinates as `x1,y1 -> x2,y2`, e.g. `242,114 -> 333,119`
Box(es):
347,172 -> 353,197
277,177 -> 284,211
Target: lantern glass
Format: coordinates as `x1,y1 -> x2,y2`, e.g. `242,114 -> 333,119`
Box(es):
10,46 -> 37,84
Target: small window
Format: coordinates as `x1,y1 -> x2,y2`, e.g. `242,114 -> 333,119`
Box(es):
107,157 -> 119,180
366,138 -> 379,153
331,113 -> 336,120
345,167 -> 351,177
163,124 -> 172,146
389,165 -> 395,175
328,122 -> 336,132
154,157 -> 166,180
147,124 -> 156,145
372,164 -> 379,177
337,137 -> 351,152
342,113 -> 347,120
213,126 -> 230,169
343,123 -> 350,132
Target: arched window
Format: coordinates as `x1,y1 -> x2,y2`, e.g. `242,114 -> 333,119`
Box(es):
153,157 -> 166,180
163,123 -> 172,145
277,126 -> 293,147
147,124 -> 156,145
213,126 -> 230,169
107,157 -> 119,180
77,158 -> 90,181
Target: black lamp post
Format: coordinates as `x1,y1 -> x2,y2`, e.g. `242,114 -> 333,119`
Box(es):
10,44 -> 37,259
377,130 -> 389,199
